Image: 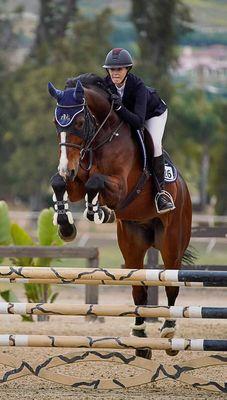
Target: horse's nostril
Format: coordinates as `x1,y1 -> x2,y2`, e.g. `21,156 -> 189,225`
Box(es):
69,170 -> 76,181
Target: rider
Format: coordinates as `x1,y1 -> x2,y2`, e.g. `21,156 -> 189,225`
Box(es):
103,48 -> 175,214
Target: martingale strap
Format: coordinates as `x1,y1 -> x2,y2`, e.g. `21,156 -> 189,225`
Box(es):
117,168 -> 150,211
117,129 -> 150,211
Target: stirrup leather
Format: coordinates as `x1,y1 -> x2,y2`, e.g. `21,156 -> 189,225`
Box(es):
155,190 -> 175,214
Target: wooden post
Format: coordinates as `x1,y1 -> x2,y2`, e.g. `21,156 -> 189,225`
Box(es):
85,257 -> 99,305
85,255 -> 101,322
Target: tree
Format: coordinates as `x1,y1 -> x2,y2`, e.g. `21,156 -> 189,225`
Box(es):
210,100 -> 227,214
130,0 -> 192,97
4,6 -> 112,209
0,1 -> 24,198
31,0 -> 78,64
167,89 -> 221,211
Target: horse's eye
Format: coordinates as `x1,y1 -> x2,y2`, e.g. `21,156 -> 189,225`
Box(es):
76,120 -> 83,129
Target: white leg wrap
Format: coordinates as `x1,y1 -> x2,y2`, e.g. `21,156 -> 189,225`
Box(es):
52,191 -> 74,225
130,322 -> 147,331
63,192 -> 68,201
94,210 -> 105,224
84,192 -> 105,224
84,194 -> 88,208
66,211 -> 74,224
92,193 -> 99,205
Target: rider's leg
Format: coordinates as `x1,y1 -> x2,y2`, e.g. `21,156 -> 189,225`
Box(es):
144,110 -> 175,213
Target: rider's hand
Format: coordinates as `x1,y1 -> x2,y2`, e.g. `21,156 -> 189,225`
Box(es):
110,94 -> 122,111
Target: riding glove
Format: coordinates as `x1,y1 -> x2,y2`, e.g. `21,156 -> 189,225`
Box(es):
110,94 -> 122,111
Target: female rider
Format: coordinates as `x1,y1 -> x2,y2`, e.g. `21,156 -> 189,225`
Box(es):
103,47 -> 175,214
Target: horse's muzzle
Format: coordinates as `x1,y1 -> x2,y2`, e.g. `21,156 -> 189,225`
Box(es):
58,159 -> 79,181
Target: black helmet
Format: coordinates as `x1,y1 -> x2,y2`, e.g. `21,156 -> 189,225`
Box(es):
103,48 -> 133,68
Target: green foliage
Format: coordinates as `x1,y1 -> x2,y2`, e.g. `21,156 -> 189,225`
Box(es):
37,208 -> 62,246
0,201 -> 11,245
11,223 -> 34,246
0,203 -> 63,319
209,100 -> 227,214
1,6 -> 112,207
131,0 -> 192,96
167,89 -> 223,208
35,207 -> 63,267
10,223 -> 34,266
0,289 -> 19,302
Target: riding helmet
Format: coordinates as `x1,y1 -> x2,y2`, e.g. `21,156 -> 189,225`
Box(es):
103,48 -> 133,68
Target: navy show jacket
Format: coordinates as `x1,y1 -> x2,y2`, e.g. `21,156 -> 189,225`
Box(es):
104,73 -> 167,130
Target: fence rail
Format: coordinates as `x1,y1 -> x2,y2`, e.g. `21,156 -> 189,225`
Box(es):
0,226 -> 226,309
0,246 -> 99,305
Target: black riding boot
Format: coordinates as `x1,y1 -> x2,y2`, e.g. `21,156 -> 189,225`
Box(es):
153,155 -> 175,214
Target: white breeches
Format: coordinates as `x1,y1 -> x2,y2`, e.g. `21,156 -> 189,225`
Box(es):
144,109 -> 168,157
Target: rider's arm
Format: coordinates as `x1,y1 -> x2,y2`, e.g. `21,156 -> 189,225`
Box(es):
115,81 -> 148,130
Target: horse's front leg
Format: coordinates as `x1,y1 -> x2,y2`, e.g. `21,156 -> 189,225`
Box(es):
83,173 -> 122,224
50,173 -> 77,241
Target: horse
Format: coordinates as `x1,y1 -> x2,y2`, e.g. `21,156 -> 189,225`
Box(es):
48,74 -> 192,359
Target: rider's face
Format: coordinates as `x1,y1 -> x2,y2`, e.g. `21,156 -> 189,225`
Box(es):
108,67 -> 128,87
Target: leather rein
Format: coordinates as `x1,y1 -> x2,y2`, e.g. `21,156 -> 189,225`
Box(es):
59,100 -> 123,171
58,98 -> 150,210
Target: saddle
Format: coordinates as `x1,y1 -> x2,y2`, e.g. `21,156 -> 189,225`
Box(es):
136,128 -> 178,184
117,130 -> 178,210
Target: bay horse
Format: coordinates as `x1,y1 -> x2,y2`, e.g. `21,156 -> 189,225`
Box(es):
48,74 -> 192,359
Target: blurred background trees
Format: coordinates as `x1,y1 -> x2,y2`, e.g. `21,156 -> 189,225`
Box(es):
0,0 -> 226,214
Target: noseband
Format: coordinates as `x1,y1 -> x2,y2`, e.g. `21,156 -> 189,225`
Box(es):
59,100 -> 123,171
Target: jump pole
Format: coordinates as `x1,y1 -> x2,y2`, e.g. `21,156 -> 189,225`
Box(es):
0,266 -> 227,285
0,303 -> 227,319
0,335 -> 227,351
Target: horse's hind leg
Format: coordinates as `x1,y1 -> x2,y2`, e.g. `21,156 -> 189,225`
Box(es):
50,173 -> 77,241
160,237 -> 187,356
117,220 -> 152,360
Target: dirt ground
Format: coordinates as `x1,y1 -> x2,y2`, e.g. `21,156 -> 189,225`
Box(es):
0,285 -> 226,400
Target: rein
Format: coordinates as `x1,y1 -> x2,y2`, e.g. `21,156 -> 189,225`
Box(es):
58,95 -> 150,211
59,100 -> 119,171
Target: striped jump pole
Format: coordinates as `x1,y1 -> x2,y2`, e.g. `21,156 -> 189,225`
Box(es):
0,266 -> 227,286
0,335 -> 227,351
1,303 -> 227,319
0,277 -> 224,287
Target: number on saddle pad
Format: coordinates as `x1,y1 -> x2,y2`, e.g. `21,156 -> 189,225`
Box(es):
164,164 -> 177,183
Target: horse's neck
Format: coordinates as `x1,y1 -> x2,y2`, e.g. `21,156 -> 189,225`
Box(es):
86,88 -> 116,125
86,88 -> 142,181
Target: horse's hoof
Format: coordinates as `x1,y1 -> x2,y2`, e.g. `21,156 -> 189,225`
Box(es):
160,320 -> 179,356
136,348 -> 152,359
165,349 -> 179,357
160,320 -> 176,339
58,224 -> 77,242
160,326 -> 175,339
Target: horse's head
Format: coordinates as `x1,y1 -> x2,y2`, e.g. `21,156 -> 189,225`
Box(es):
48,80 -> 96,180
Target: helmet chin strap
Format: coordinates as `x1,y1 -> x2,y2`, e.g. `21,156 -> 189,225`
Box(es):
119,69 -> 130,85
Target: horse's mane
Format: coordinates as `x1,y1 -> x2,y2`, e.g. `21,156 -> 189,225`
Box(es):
65,73 -> 110,98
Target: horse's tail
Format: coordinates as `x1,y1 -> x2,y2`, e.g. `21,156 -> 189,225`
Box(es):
182,245 -> 198,265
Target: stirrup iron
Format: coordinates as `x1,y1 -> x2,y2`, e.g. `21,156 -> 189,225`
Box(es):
155,190 -> 175,214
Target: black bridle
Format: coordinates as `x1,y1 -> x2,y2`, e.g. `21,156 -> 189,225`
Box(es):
59,100 -> 123,171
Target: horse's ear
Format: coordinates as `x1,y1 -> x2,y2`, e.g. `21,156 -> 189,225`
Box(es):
48,82 -> 64,101
73,80 -> 84,101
